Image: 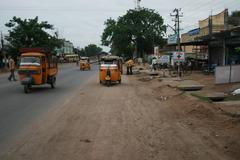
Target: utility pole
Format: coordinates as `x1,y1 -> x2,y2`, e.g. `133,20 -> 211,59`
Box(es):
208,13 -> 213,69
135,0 -> 141,11
170,8 -> 183,51
170,9 -> 183,77
133,0 -> 142,58
0,31 -> 5,68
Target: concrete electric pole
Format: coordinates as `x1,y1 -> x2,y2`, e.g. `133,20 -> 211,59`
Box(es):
135,0 -> 141,11
170,8 -> 183,51
170,9 -> 183,77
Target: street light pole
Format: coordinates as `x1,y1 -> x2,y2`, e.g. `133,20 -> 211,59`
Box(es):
0,31 -> 6,68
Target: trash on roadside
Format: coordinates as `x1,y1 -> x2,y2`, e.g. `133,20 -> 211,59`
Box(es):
158,96 -> 168,101
139,77 -> 153,82
232,89 -> 240,96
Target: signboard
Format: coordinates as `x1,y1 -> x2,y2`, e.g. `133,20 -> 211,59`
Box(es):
159,55 -> 170,64
173,51 -> 185,62
168,34 -> 177,44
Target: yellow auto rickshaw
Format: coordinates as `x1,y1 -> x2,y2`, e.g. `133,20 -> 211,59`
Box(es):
18,48 -> 58,93
80,57 -> 91,71
99,55 -> 122,86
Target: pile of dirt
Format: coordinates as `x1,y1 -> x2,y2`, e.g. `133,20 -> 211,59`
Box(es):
134,71 -> 240,160
186,103 -> 215,119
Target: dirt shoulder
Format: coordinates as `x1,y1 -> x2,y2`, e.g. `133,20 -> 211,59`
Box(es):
1,72 -> 240,160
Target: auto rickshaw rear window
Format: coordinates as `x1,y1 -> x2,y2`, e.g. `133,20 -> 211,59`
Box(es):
20,57 -> 41,66
101,60 -> 118,64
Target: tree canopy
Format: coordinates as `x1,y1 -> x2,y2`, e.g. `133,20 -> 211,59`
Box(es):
231,10 -> 240,17
229,10 -> 240,26
101,8 -> 166,58
78,44 -> 102,57
5,16 -> 63,56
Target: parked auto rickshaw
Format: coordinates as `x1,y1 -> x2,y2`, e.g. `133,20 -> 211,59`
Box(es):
18,48 -> 58,93
99,55 -> 122,86
80,57 -> 91,71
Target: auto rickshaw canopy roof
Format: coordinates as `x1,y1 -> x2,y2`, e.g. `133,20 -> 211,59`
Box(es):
21,52 -> 45,57
101,55 -> 120,61
80,57 -> 89,60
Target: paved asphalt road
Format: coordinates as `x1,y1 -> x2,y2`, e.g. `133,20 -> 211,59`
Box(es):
0,63 -> 98,151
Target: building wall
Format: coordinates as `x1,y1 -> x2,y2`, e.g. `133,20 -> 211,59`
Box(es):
62,40 -> 74,55
199,10 -> 226,36
215,65 -> 240,84
181,33 -> 198,43
210,47 -> 224,65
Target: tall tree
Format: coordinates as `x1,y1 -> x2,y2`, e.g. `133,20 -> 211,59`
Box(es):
5,16 -> 63,56
101,8 -> 166,58
83,44 -> 102,57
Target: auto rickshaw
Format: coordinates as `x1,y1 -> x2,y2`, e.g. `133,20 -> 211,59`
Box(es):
80,57 -> 91,71
99,55 -> 122,86
18,48 -> 58,93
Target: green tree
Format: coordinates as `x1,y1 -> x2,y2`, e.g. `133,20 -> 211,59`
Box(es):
5,16 -> 63,56
79,48 -> 86,56
231,10 -> 240,17
229,10 -> 240,26
83,44 -> 102,57
101,8 -> 166,58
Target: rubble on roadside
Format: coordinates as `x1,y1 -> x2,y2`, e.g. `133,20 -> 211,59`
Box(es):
232,89 -> 240,96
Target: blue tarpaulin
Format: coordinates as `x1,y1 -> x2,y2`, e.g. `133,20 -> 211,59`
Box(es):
188,28 -> 200,36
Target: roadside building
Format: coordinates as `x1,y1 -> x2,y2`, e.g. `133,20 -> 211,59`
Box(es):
173,9 -> 240,67
170,9 -> 240,84
55,39 -> 78,62
63,40 -> 74,55
56,39 -> 74,56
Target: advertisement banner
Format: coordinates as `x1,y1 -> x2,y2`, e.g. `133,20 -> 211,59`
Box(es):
168,34 -> 177,44
159,55 -> 170,64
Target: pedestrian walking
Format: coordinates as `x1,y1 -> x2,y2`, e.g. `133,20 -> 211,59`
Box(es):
126,59 -> 134,75
8,57 -> 17,81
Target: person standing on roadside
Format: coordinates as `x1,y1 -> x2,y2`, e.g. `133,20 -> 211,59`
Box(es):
8,56 -> 17,81
126,58 -> 134,75
152,57 -> 157,71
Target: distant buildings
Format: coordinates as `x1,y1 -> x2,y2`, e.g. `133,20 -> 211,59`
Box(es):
56,39 -> 74,56
63,40 -> 74,55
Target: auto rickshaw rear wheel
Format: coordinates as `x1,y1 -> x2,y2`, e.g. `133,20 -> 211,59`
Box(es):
106,80 -> 111,87
50,76 -> 56,89
24,84 -> 31,94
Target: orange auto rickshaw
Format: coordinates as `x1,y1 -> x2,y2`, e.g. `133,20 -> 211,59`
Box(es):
99,55 -> 122,86
80,57 -> 91,71
18,48 -> 58,93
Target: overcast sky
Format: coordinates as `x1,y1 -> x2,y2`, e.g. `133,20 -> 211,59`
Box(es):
0,0 -> 239,51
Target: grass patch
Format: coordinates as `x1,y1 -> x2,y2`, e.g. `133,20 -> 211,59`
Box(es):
191,93 -> 210,102
225,95 -> 240,101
